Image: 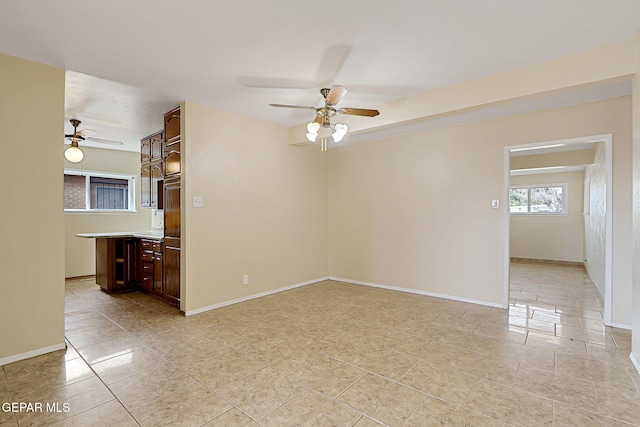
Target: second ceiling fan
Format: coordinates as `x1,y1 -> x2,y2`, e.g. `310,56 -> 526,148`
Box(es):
269,85 -> 380,150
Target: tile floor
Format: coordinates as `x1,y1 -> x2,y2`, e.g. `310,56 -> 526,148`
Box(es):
1,261 -> 639,426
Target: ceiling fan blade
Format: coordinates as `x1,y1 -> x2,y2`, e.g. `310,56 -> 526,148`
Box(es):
338,107 -> 380,117
324,85 -> 348,106
77,128 -> 98,137
86,136 -> 124,146
269,104 -> 316,110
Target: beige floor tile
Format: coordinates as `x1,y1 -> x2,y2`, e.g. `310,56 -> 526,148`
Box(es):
556,352 -> 632,384
90,347 -> 166,384
289,355 -> 366,398
261,389 -> 360,427
4,354 -> 94,395
555,305 -> 603,321
12,376 -> 114,427
594,381 -> 640,425
108,363 -> 195,410
514,365 -> 598,411
508,316 -> 556,334
218,367 -> 305,420
400,359 -> 477,405
352,416 -> 385,426
51,399 -> 138,426
253,340 -> 319,375
531,311 -> 582,327
553,401 -> 634,427
491,339 -> 556,372
336,373 -> 426,427
186,350 -> 266,391
131,382 -> 231,427
473,321 -> 528,344
451,351 -> 520,386
76,334 -> 145,364
464,378 -> 554,426
65,324 -> 132,349
158,338 -> 228,369
202,408 -> 260,426
556,325 -> 615,346
405,395 -> 502,426
343,349 -> 418,381
525,330 -> 588,358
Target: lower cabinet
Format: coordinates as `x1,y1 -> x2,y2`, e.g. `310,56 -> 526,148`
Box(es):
137,238 -> 178,307
95,238 -> 137,293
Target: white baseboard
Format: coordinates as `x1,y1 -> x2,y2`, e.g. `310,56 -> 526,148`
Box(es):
185,277 -> 329,316
607,322 -> 632,330
329,276 -> 504,309
631,352 -> 640,375
0,343 -> 66,367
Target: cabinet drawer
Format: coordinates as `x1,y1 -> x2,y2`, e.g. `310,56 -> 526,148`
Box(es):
152,241 -> 162,252
141,273 -> 153,292
142,262 -> 153,274
140,240 -> 153,251
141,252 -> 153,263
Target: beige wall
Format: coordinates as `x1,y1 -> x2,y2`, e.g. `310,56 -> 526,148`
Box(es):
0,54 -> 65,362
510,149 -> 595,170
182,102 -> 328,314
510,171 -> 585,263
64,147 -> 153,277
632,36 -> 640,367
328,96 -> 632,320
584,143 -> 607,300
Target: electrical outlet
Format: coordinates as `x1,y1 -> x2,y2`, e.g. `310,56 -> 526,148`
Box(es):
243,275 -> 249,285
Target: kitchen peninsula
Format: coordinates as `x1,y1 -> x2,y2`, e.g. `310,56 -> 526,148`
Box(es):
76,231 -> 179,306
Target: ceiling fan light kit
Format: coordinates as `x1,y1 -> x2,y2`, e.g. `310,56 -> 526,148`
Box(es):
64,140 -> 84,162
269,85 -> 379,150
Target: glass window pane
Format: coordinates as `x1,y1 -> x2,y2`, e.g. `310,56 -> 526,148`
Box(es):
530,186 -> 563,213
89,177 -> 129,210
509,188 -> 529,213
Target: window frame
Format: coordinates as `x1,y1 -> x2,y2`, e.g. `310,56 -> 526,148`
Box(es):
509,183 -> 568,216
64,169 -> 137,213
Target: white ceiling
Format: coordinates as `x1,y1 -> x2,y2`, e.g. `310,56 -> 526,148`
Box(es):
1,1 -> 639,151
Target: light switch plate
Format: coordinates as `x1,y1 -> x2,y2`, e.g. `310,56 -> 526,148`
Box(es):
193,196 -> 204,208
491,199 -> 500,208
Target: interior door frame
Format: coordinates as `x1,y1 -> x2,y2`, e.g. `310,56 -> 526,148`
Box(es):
503,134 -> 613,325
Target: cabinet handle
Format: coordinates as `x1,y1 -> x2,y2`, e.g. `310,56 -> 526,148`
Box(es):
166,150 -> 180,156
166,115 -> 180,123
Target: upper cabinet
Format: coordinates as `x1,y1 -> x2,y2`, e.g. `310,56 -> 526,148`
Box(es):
164,107 -> 180,144
140,130 -> 163,209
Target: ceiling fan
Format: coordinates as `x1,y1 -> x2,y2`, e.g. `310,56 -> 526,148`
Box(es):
269,85 -> 380,151
64,118 -> 124,162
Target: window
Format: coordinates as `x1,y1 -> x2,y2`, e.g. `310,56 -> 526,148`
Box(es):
509,184 -> 566,214
64,169 -> 136,212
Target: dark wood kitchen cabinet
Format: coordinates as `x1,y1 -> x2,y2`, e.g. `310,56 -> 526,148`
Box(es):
95,237 -> 137,293
140,131 -> 163,209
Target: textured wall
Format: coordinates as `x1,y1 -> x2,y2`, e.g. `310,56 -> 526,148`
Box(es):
584,142 -> 606,299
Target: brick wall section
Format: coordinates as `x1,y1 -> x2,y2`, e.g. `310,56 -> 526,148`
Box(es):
64,174 -> 85,209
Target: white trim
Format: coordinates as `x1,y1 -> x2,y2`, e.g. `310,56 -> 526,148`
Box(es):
329,276 -> 504,309
0,343 -> 66,367
504,134 -> 613,320
631,353 -> 640,375
64,168 -> 136,212
608,322 -> 632,330
503,148 -> 512,308
510,165 -> 586,176
184,277 -> 329,316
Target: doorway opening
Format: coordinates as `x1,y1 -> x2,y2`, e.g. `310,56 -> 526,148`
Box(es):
503,134 -> 613,325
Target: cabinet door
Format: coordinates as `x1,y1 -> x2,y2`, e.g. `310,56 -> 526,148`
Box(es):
164,178 -> 180,238
164,246 -> 180,302
153,253 -> 163,294
151,133 -> 163,160
164,141 -> 181,176
150,160 -> 164,209
141,163 -> 151,208
141,138 -> 151,163
164,107 -> 180,143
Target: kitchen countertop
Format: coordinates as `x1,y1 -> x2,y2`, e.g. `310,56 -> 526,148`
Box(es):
76,231 -> 164,240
